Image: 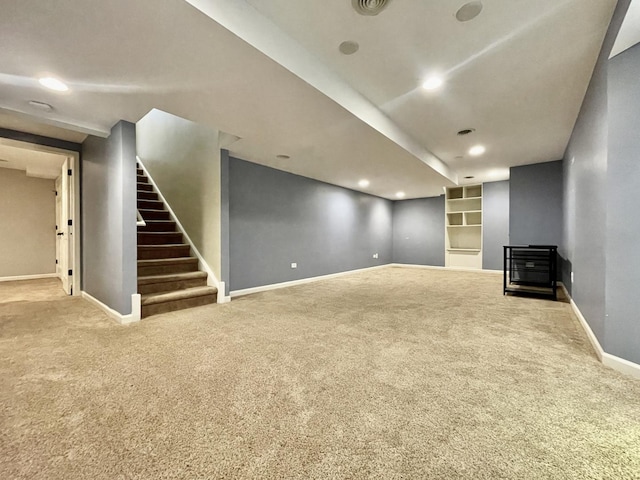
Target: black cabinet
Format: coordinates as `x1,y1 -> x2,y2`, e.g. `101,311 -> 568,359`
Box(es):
503,245 -> 557,300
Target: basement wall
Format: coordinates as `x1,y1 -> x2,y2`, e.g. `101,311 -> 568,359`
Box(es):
562,0 -> 636,364
0,168 -> 56,277
392,196 -> 445,267
82,121 -> 137,315
605,42 -> 640,364
228,157 -> 392,291
136,109 -> 222,283
482,180 -> 510,271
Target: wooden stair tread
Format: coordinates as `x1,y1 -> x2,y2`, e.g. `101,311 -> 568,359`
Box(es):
138,271 -> 207,285
141,286 -> 217,305
138,243 -> 190,248
137,257 -> 197,266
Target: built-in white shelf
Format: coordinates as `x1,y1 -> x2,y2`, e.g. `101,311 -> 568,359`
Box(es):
445,184 -> 483,269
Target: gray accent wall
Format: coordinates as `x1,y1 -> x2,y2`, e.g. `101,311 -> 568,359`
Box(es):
220,149 -> 230,296
482,181 -> 509,271
509,161 -> 564,247
0,169 -> 56,277
229,157 -> 392,291
605,43 -> 640,364
562,0 -> 633,361
392,196 -> 445,266
82,121 -> 137,315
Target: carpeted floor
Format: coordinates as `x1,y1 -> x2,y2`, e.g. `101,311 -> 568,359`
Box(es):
1,268 -> 639,479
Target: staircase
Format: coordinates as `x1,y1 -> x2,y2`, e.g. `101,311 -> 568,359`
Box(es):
136,163 -> 218,318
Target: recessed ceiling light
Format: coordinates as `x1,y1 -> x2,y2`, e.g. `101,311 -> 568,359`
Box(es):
457,128 -> 475,136
469,145 -> 486,156
276,154 -> 290,160
396,191 -> 406,198
28,100 -> 53,112
358,179 -> 370,188
38,77 -> 69,92
422,76 -> 444,91
456,1 -> 483,22
339,41 -> 360,55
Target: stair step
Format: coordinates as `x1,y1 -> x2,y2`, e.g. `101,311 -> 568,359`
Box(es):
138,199 -> 165,210
138,271 -> 208,295
138,209 -> 170,221
138,220 -> 177,232
137,191 -> 159,201
137,231 -> 183,245
137,174 -> 149,184
141,286 -> 218,318
137,168 -> 144,175
137,183 -> 153,192
138,244 -> 191,260
138,257 -> 199,276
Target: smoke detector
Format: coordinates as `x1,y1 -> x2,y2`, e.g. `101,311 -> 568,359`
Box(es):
352,0 -> 391,16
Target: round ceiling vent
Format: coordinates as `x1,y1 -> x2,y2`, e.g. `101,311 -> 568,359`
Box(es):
456,1 -> 483,22
352,0 -> 390,16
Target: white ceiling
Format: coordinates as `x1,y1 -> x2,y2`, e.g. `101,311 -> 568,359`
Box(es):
0,139 -> 68,179
0,0 -> 624,198
611,0 -> 640,58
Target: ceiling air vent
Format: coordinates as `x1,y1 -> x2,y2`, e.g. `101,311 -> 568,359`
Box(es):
352,0 -> 390,16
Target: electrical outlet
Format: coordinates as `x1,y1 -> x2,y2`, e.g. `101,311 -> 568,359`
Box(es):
291,263 -> 297,269
373,253 -> 378,259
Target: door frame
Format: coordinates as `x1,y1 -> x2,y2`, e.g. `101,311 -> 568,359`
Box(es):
0,138 -> 81,296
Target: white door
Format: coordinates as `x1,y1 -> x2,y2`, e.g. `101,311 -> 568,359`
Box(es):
57,158 -> 73,295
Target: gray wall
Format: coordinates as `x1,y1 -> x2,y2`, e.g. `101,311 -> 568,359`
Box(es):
509,161 -> 563,247
229,157 -> 392,291
392,196 -> 445,266
82,121 -> 137,315
562,0 -> 630,354
605,43 -> 640,364
220,149 -> 230,296
0,168 -> 56,277
482,181 -> 510,271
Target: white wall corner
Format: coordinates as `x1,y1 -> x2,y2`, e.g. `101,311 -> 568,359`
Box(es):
216,281 -> 230,303
82,291 -> 140,326
131,293 -> 141,323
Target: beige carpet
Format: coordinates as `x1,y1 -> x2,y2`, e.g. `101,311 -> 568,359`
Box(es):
1,268 -> 639,479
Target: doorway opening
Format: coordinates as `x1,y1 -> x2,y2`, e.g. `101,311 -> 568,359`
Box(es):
0,137 -> 81,295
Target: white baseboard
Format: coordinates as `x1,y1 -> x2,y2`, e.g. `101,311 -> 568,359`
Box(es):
216,281 -> 230,303
82,291 -> 141,325
230,264 -> 389,298
0,273 -> 58,283
559,283 -> 640,380
390,263 -> 503,275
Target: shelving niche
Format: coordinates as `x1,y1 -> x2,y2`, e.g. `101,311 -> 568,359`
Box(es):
445,184 -> 482,269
